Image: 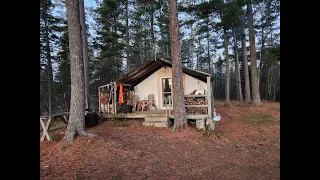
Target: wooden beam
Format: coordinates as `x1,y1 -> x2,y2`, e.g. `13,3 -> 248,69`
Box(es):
99,113 -> 167,119
40,112 -> 69,118
169,96 -> 172,116
207,76 -> 212,119
210,76 -> 215,118
184,95 -> 207,98
114,82 -> 117,114
185,114 -> 208,119
40,117 -> 52,141
185,105 -> 208,107
98,87 -> 101,113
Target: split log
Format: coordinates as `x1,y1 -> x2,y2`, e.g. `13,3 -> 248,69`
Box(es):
184,97 -> 207,114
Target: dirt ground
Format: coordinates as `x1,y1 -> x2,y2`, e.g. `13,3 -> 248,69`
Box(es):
40,101 -> 280,180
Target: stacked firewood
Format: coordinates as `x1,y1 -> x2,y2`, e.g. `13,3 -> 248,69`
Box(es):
116,103 -> 121,113
184,97 -> 207,114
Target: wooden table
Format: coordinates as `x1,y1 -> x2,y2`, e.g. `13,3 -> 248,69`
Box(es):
40,112 -> 69,141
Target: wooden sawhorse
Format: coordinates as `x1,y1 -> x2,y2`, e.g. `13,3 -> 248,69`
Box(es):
40,112 -> 69,141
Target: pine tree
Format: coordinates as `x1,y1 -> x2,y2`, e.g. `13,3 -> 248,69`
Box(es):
246,0 -> 262,106
63,0 -> 96,144
169,0 -> 187,130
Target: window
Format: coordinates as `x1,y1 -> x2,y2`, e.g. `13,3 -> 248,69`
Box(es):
162,78 -> 172,106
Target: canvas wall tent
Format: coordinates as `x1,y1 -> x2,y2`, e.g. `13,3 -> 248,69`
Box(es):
98,57 -> 215,120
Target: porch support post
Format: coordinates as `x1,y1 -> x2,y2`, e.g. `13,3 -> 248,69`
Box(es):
207,76 -> 212,119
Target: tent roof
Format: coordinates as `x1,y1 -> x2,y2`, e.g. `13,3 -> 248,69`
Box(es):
117,57 -> 212,86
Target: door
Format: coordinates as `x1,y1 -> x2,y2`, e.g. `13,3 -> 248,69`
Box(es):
161,78 -> 172,108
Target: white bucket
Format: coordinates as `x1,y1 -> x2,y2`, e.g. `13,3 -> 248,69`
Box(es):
213,111 -> 221,121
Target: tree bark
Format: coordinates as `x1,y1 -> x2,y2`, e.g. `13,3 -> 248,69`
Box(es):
189,0 -> 195,69
259,27 -> 265,95
138,15 -> 143,64
143,25 -> 147,59
233,30 -> 243,101
45,16 -> 53,115
197,37 -> 201,70
63,0 -> 96,145
207,21 -> 210,73
223,29 -> 231,106
125,0 -> 130,72
272,83 -> 276,101
247,0 -> 261,106
241,29 -> 251,103
150,7 -> 155,48
79,0 -> 90,110
168,0 -> 187,130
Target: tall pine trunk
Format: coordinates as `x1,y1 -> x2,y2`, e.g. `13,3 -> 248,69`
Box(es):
247,0 -> 261,106
207,22 -> 210,73
45,17 -> 53,115
168,0 -> 187,130
150,8 -> 155,48
138,16 -> 143,64
233,30 -> 243,101
79,0 -> 90,110
125,0 -> 130,72
197,38 -> 201,70
63,0 -> 96,144
223,29 -> 231,106
241,29 -> 251,103
259,27 -> 265,98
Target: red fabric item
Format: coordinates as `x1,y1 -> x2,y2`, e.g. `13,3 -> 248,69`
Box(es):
119,83 -> 124,104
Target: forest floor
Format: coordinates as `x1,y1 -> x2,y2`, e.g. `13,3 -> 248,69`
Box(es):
40,101 -> 280,180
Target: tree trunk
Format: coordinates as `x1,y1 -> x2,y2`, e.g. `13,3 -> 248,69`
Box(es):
233,30 -> 243,101
45,17 -> 53,115
150,8 -> 155,48
223,29 -> 231,106
63,0 -> 96,145
247,0 -> 261,106
138,16 -> 143,64
169,0 -> 187,130
189,0 -> 195,69
79,0 -> 90,110
197,38 -> 201,70
126,0 -> 130,72
241,30 -> 251,103
190,25 -> 194,69
215,67 -> 220,98
143,25 -> 147,59
272,83 -> 276,101
259,27 -> 265,95
219,67 -> 222,98
207,22 -> 210,73
267,67 -> 271,99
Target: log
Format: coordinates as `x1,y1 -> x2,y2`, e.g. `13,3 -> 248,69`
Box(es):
184,97 -> 207,114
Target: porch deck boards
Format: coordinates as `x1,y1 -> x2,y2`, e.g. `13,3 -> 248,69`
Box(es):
99,110 -> 207,120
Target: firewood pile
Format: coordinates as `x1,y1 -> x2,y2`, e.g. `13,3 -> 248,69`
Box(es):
184,97 -> 207,114
116,103 -> 121,113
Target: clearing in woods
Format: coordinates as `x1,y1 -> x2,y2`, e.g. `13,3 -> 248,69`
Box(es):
40,101 -> 280,180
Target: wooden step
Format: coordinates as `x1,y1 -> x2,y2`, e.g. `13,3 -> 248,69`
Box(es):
143,117 -> 169,128
143,121 -> 168,128
144,117 -> 168,122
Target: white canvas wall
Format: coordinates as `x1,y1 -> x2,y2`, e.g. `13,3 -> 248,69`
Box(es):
134,67 -> 208,109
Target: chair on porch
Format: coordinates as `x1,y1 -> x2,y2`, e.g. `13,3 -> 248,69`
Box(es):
132,95 -> 140,112
141,94 -> 157,112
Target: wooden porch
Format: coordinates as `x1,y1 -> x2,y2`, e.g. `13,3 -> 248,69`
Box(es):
99,109 -> 208,128
99,110 -> 208,120
98,75 -> 214,128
